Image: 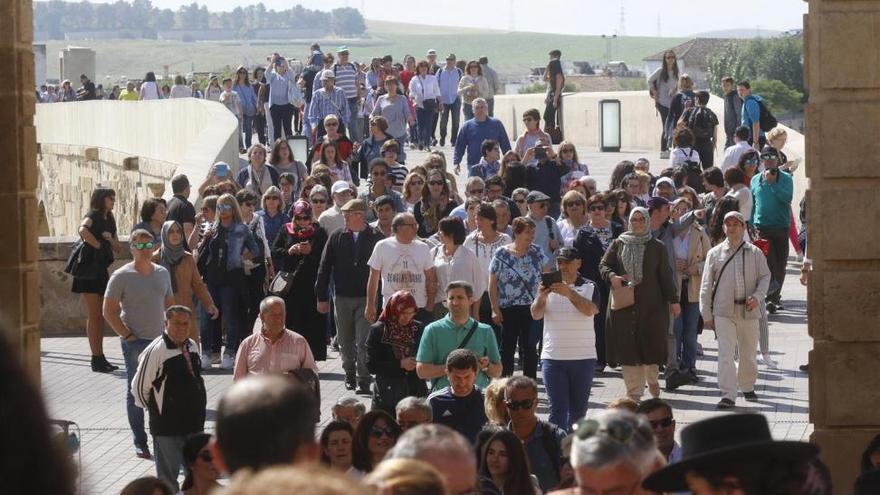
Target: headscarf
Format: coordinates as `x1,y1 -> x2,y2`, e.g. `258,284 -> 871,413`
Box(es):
159,220 -> 186,292
285,199 -> 316,240
378,291 -> 419,360
617,207 -> 652,285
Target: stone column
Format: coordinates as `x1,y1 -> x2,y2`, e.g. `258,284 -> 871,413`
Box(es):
0,0 -> 40,378
805,0 -> 880,489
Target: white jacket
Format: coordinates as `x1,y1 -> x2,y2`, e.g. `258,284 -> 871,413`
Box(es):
700,240 -> 770,321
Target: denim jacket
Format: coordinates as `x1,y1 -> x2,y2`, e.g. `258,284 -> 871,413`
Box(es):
204,223 -> 258,271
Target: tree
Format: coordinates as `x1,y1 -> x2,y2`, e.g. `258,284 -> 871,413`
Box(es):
707,36 -> 804,100
330,7 -> 366,37
750,79 -> 803,115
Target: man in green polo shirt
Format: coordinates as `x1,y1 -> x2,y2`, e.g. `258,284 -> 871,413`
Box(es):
417,281 -> 502,391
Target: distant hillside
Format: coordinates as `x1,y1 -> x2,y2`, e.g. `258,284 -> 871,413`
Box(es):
365,19 -> 506,35
690,28 -> 785,39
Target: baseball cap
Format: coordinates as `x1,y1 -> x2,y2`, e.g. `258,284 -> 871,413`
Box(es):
526,190 -> 551,204
341,199 -> 367,212
320,69 -> 336,81
331,180 -> 352,195
427,49 -> 437,56
446,53 -> 456,61
336,45 -> 349,54
760,145 -> 779,160
723,211 -> 746,225
555,247 -> 580,261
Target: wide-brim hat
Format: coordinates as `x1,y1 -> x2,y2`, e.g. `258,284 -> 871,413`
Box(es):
642,413 -> 818,492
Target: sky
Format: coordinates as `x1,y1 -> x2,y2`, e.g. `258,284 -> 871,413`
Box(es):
59,0 -> 808,37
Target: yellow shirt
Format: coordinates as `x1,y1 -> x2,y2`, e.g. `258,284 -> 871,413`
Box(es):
118,89 -> 139,101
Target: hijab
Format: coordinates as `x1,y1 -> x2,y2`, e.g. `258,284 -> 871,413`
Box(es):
378,291 -> 419,360
617,207 -> 652,285
285,199 -> 316,240
159,220 -> 186,292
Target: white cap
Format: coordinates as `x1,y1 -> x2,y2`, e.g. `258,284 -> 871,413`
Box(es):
331,180 -> 352,195
320,69 -> 335,81
723,211 -> 747,225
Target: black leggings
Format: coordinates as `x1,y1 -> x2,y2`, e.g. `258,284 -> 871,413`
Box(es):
270,103 -> 295,140
500,305 -> 537,378
656,103 -> 670,151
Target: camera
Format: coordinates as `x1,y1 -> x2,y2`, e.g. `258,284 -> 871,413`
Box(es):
534,146 -> 547,160
768,168 -> 778,176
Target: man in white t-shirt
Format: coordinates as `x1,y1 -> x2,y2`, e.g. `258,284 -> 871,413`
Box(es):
366,212 -> 437,323
530,247 -> 599,432
720,125 -> 753,171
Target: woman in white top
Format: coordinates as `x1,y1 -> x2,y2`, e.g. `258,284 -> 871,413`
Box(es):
669,127 -> 702,170
204,76 -> 222,101
432,217 -> 483,320
556,190 -> 588,247
408,60 -> 441,151
458,60 -> 490,120
464,203 -> 511,333
170,75 -> 192,98
723,167 -> 753,222
138,71 -> 160,100
530,247 -> 599,432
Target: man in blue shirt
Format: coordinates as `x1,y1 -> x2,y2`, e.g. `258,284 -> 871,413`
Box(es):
737,80 -> 765,151
437,54 -> 463,147
505,376 -> 566,492
428,349 -> 488,443
750,145 -> 793,313
309,70 -> 350,143
265,55 -> 300,141
454,98 -> 512,176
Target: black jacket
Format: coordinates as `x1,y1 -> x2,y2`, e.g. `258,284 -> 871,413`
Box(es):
315,226 -> 384,301
573,223 -> 623,284
365,321 -> 425,380
724,91 -> 743,140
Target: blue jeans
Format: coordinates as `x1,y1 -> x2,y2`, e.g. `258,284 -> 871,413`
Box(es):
154,435 -> 187,492
673,301 -> 701,371
121,337 -> 152,446
416,106 -> 435,147
463,102 -> 474,120
542,359 -> 596,432
201,283 -> 244,357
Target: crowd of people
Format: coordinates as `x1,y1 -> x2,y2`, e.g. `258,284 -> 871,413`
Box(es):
48,43 -> 850,495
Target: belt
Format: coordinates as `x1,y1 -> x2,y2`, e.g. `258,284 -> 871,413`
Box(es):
734,298 -> 747,305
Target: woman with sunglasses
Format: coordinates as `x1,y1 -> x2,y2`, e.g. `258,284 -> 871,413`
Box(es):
557,190 -> 588,247
479,429 -> 540,495
573,193 -> 623,373
320,420 -> 362,478
600,207 -> 680,402
197,193 -> 259,369
154,221 -> 218,356
236,190 -> 275,331
610,189 -> 633,232
458,61 -> 491,120
366,291 -> 428,414
352,410 -> 401,473
514,108 -> 552,167
414,170 -> 458,238
256,186 -> 290,261
423,153 -> 462,202
272,200 -> 329,361
557,141 -> 590,190
72,187 -> 123,373
180,433 -> 220,495
510,187 -> 529,218
307,184 -> 331,217
402,172 -> 425,212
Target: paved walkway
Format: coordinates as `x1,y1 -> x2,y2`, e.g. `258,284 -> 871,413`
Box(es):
40,144 -> 812,494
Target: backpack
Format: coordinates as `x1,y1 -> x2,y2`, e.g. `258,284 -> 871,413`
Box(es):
301,67 -> 319,102
538,421 -> 563,479
686,107 -> 715,140
678,149 -> 705,193
333,62 -> 358,78
748,96 -> 778,133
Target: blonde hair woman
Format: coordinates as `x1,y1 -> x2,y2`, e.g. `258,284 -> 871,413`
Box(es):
364,458 -> 449,495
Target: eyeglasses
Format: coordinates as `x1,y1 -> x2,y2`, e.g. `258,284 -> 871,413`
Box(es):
589,204 -> 606,211
326,122 -> 339,127
429,180 -> 445,186
505,398 -> 534,410
575,418 -> 635,443
133,241 -> 155,250
372,171 -> 387,176
370,427 -> 397,439
310,198 -> 328,204
514,198 -> 526,204
468,189 -> 484,195
294,215 -> 310,221
198,450 -> 213,462
760,154 -> 778,161
217,204 -> 233,211
649,417 -> 674,430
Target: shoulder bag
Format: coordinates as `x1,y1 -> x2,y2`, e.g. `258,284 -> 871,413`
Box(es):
457,320 -> 480,350
705,241 -> 746,329
609,282 -> 635,310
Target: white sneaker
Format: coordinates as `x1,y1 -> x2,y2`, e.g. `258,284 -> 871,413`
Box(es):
220,355 -> 235,370
200,353 -> 212,369
761,353 -> 778,370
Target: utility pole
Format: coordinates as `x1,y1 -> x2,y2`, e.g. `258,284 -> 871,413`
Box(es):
617,5 -> 626,36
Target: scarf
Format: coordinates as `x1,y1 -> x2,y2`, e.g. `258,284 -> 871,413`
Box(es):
378,291 -> 419,360
285,199 -> 316,240
617,208 -> 652,285
159,220 -> 186,292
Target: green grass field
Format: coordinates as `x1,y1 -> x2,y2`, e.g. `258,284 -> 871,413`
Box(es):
44,29 -> 685,83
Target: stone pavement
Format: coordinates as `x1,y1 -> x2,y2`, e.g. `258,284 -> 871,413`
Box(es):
40,144 -> 812,494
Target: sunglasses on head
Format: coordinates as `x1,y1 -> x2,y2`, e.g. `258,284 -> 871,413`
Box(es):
370,426 -> 396,439
649,417 -> 674,429
575,418 -> 635,443
505,398 -> 534,410
133,241 -> 154,250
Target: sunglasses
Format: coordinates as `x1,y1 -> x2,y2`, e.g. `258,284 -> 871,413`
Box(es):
370,427 -> 397,439
410,181 -> 424,186
745,158 -> 759,165
589,204 -> 606,211
575,418 -> 635,443
505,398 -> 534,410
294,215 -> 310,221
468,189 -> 484,195
310,198 -> 327,204
515,199 -> 526,204
429,180 -> 445,186
198,450 -> 213,462
133,241 -> 155,250
326,122 -> 339,127
567,201 -> 585,207
649,417 -> 674,429
217,204 -> 233,211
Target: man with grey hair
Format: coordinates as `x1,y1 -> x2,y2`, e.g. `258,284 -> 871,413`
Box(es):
453,97 -> 512,176
366,212 -> 437,323
332,397 -> 366,430
569,409 -> 664,495
233,296 -> 317,381
384,424 -> 477,494
395,396 -> 432,432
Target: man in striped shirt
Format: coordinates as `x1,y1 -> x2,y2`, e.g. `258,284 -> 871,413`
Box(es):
309,70 -> 350,143
332,46 -> 364,142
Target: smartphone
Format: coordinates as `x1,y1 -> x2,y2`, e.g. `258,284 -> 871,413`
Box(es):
534,146 -> 547,160
541,270 -> 562,288
214,163 -> 229,177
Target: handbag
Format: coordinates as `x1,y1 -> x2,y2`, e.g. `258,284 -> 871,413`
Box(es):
268,270 -> 295,296
64,240 -> 102,280
751,237 -> 770,257
609,284 -> 635,310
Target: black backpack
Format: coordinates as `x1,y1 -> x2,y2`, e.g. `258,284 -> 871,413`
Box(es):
749,96 -> 778,132
678,149 -> 704,193
686,107 -> 715,140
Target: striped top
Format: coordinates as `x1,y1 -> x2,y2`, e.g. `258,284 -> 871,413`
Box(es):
331,62 -> 360,98
540,278 -> 598,360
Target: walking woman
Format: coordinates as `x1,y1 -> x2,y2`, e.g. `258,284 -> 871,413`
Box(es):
371,76 -> 413,148
236,144 -> 279,198
479,429 -> 541,495
197,193 -> 258,369
154,221 -> 218,355
139,71 -> 160,100
458,61 -> 490,120
648,50 -> 679,158
271,199 -> 329,361
253,67 -> 268,145
573,193 -> 624,372
413,170 -> 458,238
233,65 -> 258,150
366,291 -> 428,414
320,420 -> 361,478
600,207 -> 680,402
72,187 -> 122,372
431,217 -> 483,319
236,190 -> 274,334
352,410 -> 401,474
409,60 -> 441,150
269,138 -> 308,200
489,217 -> 550,378
465,204 -> 511,340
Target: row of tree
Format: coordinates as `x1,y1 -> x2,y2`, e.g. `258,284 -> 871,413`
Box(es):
34,0 -> 367,38
706,36 -> 805,115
